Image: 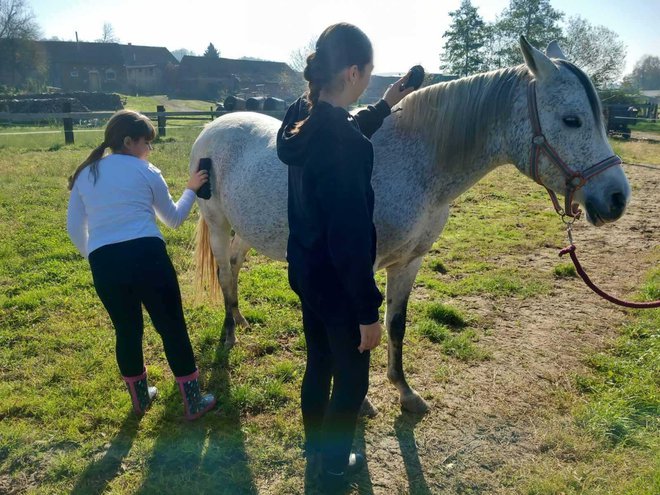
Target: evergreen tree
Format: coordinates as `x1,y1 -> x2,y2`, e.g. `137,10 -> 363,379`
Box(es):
203,42 -> 220,58
494,0 -> 563,66
440,0 -> 487,77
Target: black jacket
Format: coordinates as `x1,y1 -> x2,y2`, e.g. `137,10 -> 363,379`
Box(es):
277,97 -> 391,325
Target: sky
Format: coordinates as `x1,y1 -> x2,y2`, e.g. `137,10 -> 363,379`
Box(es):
29,0 -> 660,76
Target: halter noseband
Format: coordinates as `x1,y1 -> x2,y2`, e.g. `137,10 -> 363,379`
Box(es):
527,80 -> 622,219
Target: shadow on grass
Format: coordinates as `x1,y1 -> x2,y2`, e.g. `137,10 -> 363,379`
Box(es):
133,339 -> 257,495
70,412 -> 141,495
302,417 -> 375,495
394,413 -> 432,495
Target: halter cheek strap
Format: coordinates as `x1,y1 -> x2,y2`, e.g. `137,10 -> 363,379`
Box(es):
527,80 -> 622,218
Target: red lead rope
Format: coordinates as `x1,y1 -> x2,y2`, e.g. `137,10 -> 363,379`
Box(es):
559,244 -> 660,309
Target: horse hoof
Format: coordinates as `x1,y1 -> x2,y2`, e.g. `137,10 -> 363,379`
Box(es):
400,391 -> 430,414
223,335 -> 236,350
235,316 -> 251,330
359,397 -> 379,418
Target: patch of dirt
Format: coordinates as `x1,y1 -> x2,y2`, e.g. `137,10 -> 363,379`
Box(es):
347,162 -> 659,494
631,130 -> 660,142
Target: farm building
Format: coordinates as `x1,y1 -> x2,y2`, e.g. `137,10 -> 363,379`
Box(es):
0,40 -> 177,94
176,55 -> 302,101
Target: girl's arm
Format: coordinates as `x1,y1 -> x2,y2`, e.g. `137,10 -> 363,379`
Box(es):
66,186 -> 89,258
151,168 -> 208,229
354,73 -> 416,138
316,143 -> 383,325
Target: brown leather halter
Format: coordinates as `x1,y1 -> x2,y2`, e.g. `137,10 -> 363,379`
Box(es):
527,79 -> 622,219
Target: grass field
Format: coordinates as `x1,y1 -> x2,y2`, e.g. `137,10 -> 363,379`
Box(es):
0,130 -> 658,494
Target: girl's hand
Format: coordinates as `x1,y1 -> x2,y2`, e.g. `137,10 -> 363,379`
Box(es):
383,72 -> 417,109
187,169 -> 209,192
358,321 -> 382,353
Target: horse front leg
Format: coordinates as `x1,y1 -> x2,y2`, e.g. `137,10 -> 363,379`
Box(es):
386,257 -> 429,414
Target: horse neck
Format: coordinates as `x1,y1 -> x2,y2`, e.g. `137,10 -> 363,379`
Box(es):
395,66 -> 530,199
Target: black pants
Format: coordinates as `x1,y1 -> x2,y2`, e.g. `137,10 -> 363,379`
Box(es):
299,296 -> 370,473
88,237 -> 196,378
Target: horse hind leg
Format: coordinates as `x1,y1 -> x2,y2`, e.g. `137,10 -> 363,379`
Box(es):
207,216 -> 240,349
386,257 -> 429,414
229,233 -> 251,329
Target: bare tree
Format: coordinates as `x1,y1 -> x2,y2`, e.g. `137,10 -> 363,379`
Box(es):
96,22 -> 119,43
0,0 -> 40,39
288,38 -> 316,72
562,16 -> 626,88
171,48 -> 195,61
0,0 -> 45,90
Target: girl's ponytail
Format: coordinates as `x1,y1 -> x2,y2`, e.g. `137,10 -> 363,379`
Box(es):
68,142 -> 107,190
291,23 -> 373,135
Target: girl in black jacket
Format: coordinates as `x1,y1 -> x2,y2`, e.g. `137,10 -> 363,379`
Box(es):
277,22 -> 415,488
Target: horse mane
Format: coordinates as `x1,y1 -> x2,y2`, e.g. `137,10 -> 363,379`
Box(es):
395,65 -> 531,169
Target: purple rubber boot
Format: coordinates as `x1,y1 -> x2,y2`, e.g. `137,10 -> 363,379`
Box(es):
176,369 -> 217,420
122,368 -> 158,416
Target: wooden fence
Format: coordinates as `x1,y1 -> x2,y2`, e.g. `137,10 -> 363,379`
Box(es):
0,105 -> 287,144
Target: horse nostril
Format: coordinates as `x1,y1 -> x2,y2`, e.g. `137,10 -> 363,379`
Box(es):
610,192 -> 627,217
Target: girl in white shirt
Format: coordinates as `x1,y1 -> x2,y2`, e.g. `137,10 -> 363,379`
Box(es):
67,110 -> 216,420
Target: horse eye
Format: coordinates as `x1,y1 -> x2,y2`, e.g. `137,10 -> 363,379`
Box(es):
563,116 -> 582,128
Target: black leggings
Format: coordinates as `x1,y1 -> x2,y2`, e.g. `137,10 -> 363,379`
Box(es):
299,296 -> 370,473
89,237 -> 196,378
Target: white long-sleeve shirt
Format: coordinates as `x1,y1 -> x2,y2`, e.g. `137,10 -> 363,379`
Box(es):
66,153 -> 196,258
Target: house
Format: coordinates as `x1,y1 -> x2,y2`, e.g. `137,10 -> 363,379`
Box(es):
177,55 -> 301,101
13,41 -> 178,94
120,44 -> 178,94
38,41 -> 125,92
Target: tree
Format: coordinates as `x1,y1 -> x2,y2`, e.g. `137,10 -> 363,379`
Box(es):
625,55 -> 660,90
203,42 -> 220,58
561,16 -> 626,88
0,0 -> 45,90
0,0 -> 39,38
493,0 -> 564,67
288,38 -> 316,72
440,0 -> 488,77
171,48 -> 195,61
95,22 -> 119,43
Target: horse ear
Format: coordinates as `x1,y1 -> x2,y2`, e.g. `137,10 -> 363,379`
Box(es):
546,40 -> 567,60
519,36 -> 558,81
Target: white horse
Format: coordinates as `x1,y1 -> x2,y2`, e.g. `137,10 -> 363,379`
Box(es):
190,38 -> 630,413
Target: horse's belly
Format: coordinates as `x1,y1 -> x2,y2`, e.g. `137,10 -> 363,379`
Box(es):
220,150 -> 289,261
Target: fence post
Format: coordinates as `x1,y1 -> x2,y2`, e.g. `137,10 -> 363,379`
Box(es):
157,105 -> 166,137
63,101 -> 74,144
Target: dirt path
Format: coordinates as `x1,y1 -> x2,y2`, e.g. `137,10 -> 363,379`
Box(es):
350,162 -> 659,494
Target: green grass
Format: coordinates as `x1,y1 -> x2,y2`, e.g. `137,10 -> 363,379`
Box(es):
553,263 -> 577,278
0,134 -> 657,493
630,121 -> 660,134
513,268 -> 660,494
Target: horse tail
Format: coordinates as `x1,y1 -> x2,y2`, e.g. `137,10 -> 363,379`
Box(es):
194,214 -> 220,301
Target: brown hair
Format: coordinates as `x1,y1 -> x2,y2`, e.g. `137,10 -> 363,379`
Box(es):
68,109 -> 156,190
293,22 -> 373,133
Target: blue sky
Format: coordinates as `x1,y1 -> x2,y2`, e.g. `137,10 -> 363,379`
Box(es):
30,0 -> 659,76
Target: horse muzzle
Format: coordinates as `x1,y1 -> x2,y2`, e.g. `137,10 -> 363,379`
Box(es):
584,189 -> 629,226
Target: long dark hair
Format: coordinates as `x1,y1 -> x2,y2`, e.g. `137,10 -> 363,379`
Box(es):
293,23 -> 373,132
68,110 -> 156,190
